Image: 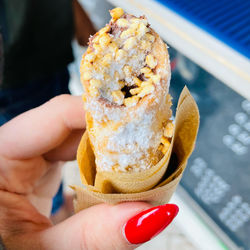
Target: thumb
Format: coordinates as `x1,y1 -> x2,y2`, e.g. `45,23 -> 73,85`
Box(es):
38,202 -> 178,250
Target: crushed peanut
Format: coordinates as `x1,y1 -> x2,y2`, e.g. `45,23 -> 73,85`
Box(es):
123,65 -> 132,76
137,23 -> 149,37
138,84 -> 154,98
133,77 -> 142,86
145,33 -> 155,43
161,141 -> 171,154
99,26 -> 110,35
124,96 -> 139,107
112,90 -> 124,105
89,86 -> 99,97
109,42 -> 118,53
82,7 -> 162,106
141,40 -> 151,50
118,80 -> 125,88
130,87 -> 141,95
90,79 -> 101,88
99,33 -> 111,48
140,67 -> 152,75
141,79 -> 153,88
110,7 -> 124,20
159,133 -> 172,155
115,49 -> 127,61
101,53 -> 112,66
85,53 -> 96,62
151,74 -> 161,84
123,37 -> 137,50
120,28 -> 135,39
146,54 -> 157,69
83,71 -> 92,80
117,18 -> 129,27
93,43 -> 102,53
164,122 -> 174,138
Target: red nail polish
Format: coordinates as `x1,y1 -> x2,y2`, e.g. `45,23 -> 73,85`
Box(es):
124,204 -> 179,244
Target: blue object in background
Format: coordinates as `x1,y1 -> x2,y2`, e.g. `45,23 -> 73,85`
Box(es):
155,0 -> 250,58
51,183 -> 64,215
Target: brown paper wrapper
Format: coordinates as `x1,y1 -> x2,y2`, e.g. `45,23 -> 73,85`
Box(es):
72,86 -> 199,212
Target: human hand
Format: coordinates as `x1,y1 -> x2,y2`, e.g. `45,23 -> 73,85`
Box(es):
0,95 -> 178,250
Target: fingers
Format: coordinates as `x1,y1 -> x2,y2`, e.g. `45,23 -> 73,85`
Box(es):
39,202 -> 179,250
44,129 -> 84,162
0,95 -> 85,160
39,202 -> 152,250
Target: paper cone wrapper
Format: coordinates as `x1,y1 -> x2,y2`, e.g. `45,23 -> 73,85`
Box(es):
72,87 -> 199,211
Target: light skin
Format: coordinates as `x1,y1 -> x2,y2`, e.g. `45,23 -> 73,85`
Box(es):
0,95 -> 152,250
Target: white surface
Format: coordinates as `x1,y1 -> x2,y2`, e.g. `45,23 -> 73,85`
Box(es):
107,0 -> 250,100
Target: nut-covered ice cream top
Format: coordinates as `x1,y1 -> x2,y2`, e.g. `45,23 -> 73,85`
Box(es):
81,7 -> 162,108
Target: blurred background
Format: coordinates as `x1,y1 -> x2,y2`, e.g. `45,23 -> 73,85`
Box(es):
1,0 -> 249,249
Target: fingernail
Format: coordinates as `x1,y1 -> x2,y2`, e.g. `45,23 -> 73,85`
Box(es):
123,204 -> 179,244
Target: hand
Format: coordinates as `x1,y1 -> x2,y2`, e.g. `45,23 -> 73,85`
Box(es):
0,95 -> 178,250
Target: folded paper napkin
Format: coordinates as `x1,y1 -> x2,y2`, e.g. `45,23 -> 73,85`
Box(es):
72,87 -> 199,211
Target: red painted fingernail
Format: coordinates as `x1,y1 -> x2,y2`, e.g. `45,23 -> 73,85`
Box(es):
124,204 -> 179,244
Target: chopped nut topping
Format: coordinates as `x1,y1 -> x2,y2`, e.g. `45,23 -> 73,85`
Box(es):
137,23 -> 149,37
145,33 -> 155,43
93,43 -> 102,53
160,135 -> 171,154
124,96 -> 139,107
99,26 -> 110,35
120,29 -> 135,39
161,142 -> 170,154
116,18 -> 129,27
133,77 -> 142,86
123,37 -> 137,50
130,18 -> 140,23
118,80 -> 125,88
89,86 -> 99,97
115,49 -> 127,61
109,42 -> 118,53
130,22 -> 140,31
83,71 -> 92,80
140,67 -> 152,75
82,9 -> 159,106
131,17 -> 148,26
82,61 -> 93,70
99,33 -> 111,48
123,65 -> 132,76
141,40 -> 151,50
151,74 -> 161,84
92,35 -> 101,44
85,53 -> 96,62
101,53 -> 112,66
146,54 -> 157,69
112,90 -> 124,105
104,73 -> 111,82
164,122 -> 174,138
141,79 -> 153,88
138,84 -> 154,97
110,7 -> 124,20
160,136 -> 169,145
130,87 -> 141,95
90,79 -> 102,88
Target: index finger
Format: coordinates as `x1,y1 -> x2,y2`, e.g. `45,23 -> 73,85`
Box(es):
0,95 -> 85,160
